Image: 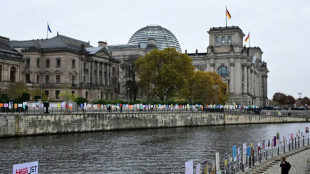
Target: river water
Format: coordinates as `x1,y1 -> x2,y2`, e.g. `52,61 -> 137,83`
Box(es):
1,123 -> 309,173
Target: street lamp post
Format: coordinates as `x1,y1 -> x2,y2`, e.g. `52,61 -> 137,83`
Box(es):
128,88 -> 129,112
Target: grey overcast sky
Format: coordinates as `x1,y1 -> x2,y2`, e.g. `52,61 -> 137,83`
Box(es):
1,0 -> 310,99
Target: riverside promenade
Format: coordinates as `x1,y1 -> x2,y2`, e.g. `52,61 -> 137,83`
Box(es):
239,146 -> 310,174
239,145 -> 310,174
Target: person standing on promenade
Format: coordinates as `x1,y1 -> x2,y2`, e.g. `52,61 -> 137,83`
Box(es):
280,156 -> 291,174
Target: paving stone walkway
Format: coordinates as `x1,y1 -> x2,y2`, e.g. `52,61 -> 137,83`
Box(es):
263,148 -> 310,174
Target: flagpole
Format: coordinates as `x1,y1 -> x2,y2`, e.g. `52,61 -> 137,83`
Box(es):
226,6 -> 227,27
249,31 -> 251,47
47,22 -> 48,39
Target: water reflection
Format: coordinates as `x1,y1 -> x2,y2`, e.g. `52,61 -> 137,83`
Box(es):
1,123 -> 309,173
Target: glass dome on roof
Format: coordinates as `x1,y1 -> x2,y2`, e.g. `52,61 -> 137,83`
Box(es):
128,25 -> 182,52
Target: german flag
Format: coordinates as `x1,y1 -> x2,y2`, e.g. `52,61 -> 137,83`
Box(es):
245,32 -> 250,42
226,9 -> 231,19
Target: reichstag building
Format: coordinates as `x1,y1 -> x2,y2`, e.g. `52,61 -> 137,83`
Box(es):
0,24 -> 268,106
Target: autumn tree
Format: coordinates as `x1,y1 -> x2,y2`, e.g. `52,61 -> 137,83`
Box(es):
285,95 -> 296,106
300,97 -> 310,106
120,54 -> 139,101
207,71 -> 229,104
272,92 -> 287,106
188,71 -> 214,104
135,48 -> 194,101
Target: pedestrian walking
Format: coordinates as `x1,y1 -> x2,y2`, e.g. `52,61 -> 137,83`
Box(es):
280,156 -> 291,174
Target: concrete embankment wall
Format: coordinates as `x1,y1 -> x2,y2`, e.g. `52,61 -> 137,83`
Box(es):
0,113 -> 308,137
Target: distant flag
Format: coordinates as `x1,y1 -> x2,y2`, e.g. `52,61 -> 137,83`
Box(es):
48,24 -> 52,33
245,32 -> 250,42
226,8 -> 232,19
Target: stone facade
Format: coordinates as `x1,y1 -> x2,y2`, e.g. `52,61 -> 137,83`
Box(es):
106,39 -> 157,100
0,36 -> 23,91
10,34 -> 120,101
188,26 -> 269,106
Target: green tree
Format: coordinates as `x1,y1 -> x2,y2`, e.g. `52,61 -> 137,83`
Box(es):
135,48 -> 194,101
120,54 -> 139,101
207,72 -> 229,104
59,86 -> 76,102
5,82 -> 29,101
188,71 -> 214,104
74,97 -> 88,105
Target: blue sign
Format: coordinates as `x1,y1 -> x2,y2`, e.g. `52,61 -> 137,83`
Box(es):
232,145 -> 237,162
247,146 -> 251,157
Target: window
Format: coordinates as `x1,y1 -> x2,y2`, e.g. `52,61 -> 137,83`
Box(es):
222,36 -> 226,44
56,58 -> 61,67
37,75 -> 40,84
46,59 -> 50,67
72,76 -> 75,84
10,67 -> 16,82
101,92 -> 103,99
85,91 -> 88,99
26,59 -> 30,67
228,36 -> 232,43
72,59 -> 75,69
215,37 -> 219,44
56,75 -> 60,84
112,67 -> 115,76
217,66 -> 229,76
83,76 -> 86,83
72,91 -> 75,95
45,75 -> 49,84
37,59 -> 40,68
26,74 -> 31,83
45,90 -> 49,98
55,90 -> 60,99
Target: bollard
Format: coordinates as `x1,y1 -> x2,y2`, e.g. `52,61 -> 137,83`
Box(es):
249,157 -> 251,168
298,137 -> 300,148
284,143 -> 285,153
278,147 -> 279,155
259,153 -> 261,163
289,140 -> 291,151
295,137 -> 297,149
252,150 -> 255,166
266,151 -> 268,160
242,164 -> 244,172
303,137 -> 305,147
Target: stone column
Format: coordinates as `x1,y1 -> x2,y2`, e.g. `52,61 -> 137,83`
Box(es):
96,62 -> 99,84
88,61 -> 91,83
229,63 -> 234,93
100,62 -> 103,85
265,76 -> 268,98
102,63 -> 105,85
248,69 -> 251,95
81,60 -> 84,83
210,63 -> 215,71
107,64 -> 110,86
243,66 -> 248,94
17,65 -> 20,82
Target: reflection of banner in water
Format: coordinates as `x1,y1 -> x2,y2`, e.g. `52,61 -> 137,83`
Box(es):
196,163 -> 201,174
185,160 -> 193,174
